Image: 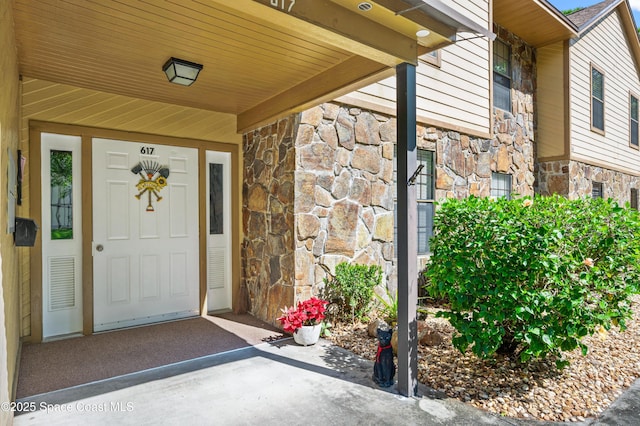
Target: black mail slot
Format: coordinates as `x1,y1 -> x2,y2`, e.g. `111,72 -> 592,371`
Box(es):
14,218 -> 38,247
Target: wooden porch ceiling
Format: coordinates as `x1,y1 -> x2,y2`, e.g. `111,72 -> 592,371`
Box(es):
493,0 -> 578,47
12,0 -> 471,133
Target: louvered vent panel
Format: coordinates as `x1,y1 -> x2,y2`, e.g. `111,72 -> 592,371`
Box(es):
49,257 -> 76,311
208,248 -> 226,290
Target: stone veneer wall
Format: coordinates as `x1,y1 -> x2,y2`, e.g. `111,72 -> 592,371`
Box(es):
294,101 -> 537,292
242,116 -> 297,324
243,25 -> 538,325
294,103 -> 396,296
294,27 -> 537,292
537,160 -> 640,203
430,109 -> 535,202
434,26 -> 536,201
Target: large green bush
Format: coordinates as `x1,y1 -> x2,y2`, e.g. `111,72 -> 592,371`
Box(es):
322,262 -> 382,323
424,194 -> 640,368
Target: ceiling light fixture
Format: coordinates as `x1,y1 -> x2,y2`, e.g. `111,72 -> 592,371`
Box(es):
416,29 -> 430,38
357,2 -> 373,11
162,57 -> 203,86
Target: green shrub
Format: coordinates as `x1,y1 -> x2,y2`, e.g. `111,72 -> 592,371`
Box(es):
424,194 -> 640,368
322,262 -> 382,323
418,265 -> 450,306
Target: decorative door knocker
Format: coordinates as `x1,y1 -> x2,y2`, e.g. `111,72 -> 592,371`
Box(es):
131,161 -> 170,212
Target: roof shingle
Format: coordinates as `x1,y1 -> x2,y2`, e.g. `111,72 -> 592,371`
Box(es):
565,0 -> 620,28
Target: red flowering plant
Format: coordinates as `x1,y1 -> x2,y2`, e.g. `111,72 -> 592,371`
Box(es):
277,297 -> 328,334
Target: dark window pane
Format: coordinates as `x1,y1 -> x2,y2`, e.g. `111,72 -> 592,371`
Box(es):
50,150 -> 73,240
593,98 -> 604,131
592,182 -> 603,199
493,41 -> 510,75
417,150 -> 434,200
417,203 -> 434,254
393,148 -> 435,255
592,67 -> 604,131
494,73 -> 511,111
592,68 -> 603,99
632,96 -> 639,146
494,73 -> 511,87
631,188 -> 638,210
491,172 -> 512,200
209,163 -> 224,234
493,40 -> 511,111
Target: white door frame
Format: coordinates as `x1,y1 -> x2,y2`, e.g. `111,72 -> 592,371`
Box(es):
41,133 -> 83,339
34,125 -> 238,341
206,151 -> 232,312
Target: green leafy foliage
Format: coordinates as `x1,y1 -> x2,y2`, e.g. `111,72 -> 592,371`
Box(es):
322,262 -> 382,323
562,7 -> 584,15
374,287 -> 398,325
50,150 -> 74,240
50,150 -> 73,190
320,321 -> 332,338
51,229 -> 73,240
424,195 -> 640,368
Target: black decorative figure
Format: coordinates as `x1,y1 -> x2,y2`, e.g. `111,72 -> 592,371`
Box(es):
372,327 -> 395,387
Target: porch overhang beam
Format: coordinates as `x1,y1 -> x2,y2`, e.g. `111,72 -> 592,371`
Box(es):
237,56 -> 393,132
250,0 -> 420,66
374,0 -> 496,42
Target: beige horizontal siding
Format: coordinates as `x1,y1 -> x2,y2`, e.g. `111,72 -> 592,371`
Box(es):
1,0 -> 22,407
537,41 -> 567,158
336,0 -> 491,137
21,78 -> 240,144
568,10 -> 640,173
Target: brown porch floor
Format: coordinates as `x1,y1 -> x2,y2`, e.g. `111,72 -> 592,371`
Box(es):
16,313 -> 285,399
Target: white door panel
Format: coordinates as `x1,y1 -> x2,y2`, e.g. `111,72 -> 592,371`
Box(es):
93,139 -> 199,331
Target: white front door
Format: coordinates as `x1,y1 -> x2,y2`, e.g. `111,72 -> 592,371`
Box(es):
41,133 -> 83,339
92,139 -> 199,331
206,151 -> 232,312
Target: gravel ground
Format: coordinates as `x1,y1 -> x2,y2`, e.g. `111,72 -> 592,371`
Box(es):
325,295 -> 640,422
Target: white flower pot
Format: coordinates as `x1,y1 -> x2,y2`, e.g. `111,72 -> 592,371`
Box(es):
293,324 -> 322,346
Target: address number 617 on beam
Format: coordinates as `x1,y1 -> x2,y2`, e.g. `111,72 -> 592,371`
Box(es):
271,0 -> 296,13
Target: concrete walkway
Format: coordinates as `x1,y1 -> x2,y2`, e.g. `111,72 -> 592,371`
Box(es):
13,339 -> 640,425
